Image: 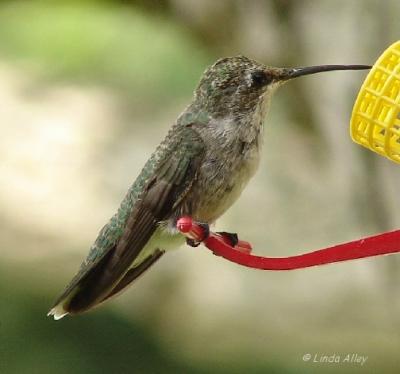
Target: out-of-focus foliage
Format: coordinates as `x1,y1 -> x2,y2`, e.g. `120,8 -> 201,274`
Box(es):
0,1 -> 208,105
1,1 -> 400,373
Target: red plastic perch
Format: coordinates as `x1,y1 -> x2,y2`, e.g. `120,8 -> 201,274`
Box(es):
176,216 -> 400,270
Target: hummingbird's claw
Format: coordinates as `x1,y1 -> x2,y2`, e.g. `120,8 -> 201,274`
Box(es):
217,232 -> 239,247
185,222 -> 210,247
186,238 -> 201,247
200,223 -> 210,239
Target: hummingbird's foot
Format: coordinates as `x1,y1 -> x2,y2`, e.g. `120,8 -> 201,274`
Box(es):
186,238 -> 201,247
217,232 -> 239,247
185,222 -> 210,247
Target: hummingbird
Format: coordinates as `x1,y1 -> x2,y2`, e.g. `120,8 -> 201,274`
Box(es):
48,56 -> 370,319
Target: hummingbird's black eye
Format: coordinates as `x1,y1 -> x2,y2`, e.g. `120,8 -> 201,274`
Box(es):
250,70 -> 272,88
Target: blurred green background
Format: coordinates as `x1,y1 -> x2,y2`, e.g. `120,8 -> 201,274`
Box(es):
1,0 -> 400,373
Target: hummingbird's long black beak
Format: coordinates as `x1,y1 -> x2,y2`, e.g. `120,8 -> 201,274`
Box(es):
279,64 -> 371,80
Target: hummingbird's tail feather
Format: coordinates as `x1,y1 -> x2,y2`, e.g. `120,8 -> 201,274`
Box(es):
47,245 -> 117,319
48,205 -> 162,318
47,248 -> 165,320
65,209 -> 159,314
47,305 -> 68,320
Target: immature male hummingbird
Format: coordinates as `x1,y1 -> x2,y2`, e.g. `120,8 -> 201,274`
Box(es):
48,56 -> 370,319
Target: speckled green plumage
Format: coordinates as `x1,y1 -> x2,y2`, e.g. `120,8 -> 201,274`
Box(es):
86,118 -> 207,263
51,121 -> 206,307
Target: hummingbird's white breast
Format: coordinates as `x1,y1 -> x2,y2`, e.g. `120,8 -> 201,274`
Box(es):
189,101 -> 268,223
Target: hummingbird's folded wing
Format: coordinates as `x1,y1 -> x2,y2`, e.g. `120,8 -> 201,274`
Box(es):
49,125 -> 205,317
99,247 -> 165,304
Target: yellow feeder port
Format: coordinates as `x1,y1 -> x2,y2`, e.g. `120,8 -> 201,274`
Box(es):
351,41 -> 400,163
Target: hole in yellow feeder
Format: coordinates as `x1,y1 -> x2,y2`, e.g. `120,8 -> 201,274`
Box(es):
370,70 -> 389,92
389,80 -> 400,100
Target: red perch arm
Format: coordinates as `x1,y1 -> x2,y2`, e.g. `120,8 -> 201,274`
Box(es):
176,216 -> 400,270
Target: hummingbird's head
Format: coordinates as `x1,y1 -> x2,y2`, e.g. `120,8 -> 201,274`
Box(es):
194,55 -> 370,119
194,56 -> 274,118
